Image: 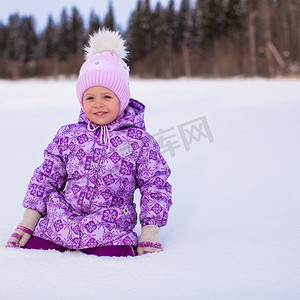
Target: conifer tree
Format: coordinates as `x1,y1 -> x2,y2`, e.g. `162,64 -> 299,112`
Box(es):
165,0 -> 177,51
0,22 -> 7,56
128,0 -> 152,58
4,14 -> 22,60
104,1 -> 116,31
69,7 -> 85,55
191,0 -> 204,51
58,8 -> 70,60
141,0 -> 152,54
224,0 -> 245,32
43,16 -> 57,58
199,0 -> 226,45
39,15 -> 60,77
128,0 -> 146,61
4,14 -> 24,78
21,16 -> 37,62
175,0 -> 192,51
88,10 -> 101,35
152,2 -> 166,51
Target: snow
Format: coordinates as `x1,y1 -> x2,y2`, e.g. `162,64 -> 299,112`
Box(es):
0,77 -> 300,299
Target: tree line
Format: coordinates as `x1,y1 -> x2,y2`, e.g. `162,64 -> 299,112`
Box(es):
0,0 -> 299,79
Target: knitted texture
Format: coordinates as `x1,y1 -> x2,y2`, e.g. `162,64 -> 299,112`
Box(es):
76,29 -> 130,116
137,225 -> 162,255
7,209 -> 41,248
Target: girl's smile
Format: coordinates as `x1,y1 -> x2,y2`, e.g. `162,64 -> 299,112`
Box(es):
83,86 -> 120,125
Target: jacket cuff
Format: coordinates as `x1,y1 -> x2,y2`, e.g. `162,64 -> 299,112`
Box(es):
141,219 -> 166,228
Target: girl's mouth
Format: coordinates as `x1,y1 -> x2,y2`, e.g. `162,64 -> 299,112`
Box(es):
94,112 -> 107,117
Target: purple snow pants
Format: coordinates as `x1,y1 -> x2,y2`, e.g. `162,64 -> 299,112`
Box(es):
24,236 -> 137,257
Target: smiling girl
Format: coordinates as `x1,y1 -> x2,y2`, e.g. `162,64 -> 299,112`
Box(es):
7,29 -> 172,257
83,86 -> 120,126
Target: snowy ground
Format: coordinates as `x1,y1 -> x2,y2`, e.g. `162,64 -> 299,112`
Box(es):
0,77 -> 299,299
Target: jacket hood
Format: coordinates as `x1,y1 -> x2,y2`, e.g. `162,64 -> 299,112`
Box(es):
78,98 -> 146,132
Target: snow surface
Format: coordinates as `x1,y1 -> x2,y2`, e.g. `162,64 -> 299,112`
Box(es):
0,77 -> 299,299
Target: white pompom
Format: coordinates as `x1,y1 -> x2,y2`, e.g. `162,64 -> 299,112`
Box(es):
84,28 -> 128,60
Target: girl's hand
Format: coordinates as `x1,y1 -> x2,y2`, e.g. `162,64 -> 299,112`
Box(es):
137,225 -> 162,255
7,225 -> 33,248
6,209 -> 41,248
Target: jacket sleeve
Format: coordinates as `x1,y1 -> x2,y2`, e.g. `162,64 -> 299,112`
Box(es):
136,133 -> 172,227
23,127 -> 67,217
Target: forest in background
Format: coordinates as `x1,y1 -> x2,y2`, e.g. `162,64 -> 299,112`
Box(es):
0,0 -> 299,79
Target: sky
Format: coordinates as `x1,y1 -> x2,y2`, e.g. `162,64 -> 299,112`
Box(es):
0,0 -> 195,33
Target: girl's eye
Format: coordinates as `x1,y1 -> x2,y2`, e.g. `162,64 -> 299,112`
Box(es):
86,96 -> 94,100
104,95 -> 112,99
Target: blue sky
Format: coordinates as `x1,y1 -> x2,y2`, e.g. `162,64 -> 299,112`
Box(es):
0,0 -> 195,32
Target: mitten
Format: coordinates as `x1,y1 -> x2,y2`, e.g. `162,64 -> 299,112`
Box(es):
7,209 -> 41,248
137,225 -> 162,255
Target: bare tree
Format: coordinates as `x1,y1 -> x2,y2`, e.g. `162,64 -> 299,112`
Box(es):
247,0 -> 257,76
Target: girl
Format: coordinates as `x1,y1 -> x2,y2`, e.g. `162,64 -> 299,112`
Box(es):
6,29 -> 172,257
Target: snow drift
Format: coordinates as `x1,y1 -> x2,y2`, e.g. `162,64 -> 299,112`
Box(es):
0,77 -> 299,300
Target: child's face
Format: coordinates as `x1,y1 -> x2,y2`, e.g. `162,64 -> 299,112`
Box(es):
83,86 -> 120,125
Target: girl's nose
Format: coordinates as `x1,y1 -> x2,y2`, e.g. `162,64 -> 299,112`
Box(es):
94,99 -> 104,107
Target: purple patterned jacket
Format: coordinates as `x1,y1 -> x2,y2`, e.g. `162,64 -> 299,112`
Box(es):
23,99 -> 172,249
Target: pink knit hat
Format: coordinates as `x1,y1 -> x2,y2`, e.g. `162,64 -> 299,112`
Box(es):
76,29 -> 130,115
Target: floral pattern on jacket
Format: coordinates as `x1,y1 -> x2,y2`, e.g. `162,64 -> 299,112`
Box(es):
23,99 -> 172,249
